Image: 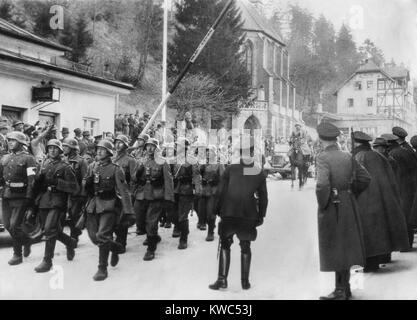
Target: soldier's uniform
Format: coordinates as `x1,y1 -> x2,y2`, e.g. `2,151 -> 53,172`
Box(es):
84,140 -> 134,281
133,138 -> 174,260
315,123 -> 371,300
63,138 -> 88,243
112,135 -> 136,252
0,132 -> 37,265
34,139 -> 79,273
131,133 -> 149,162
198,145 -> 225,241
384,133 -> 417,247
353,131 -> 409,271
393,127 -> 416,155
172,138 -> 202,249
209,144 -> 268,291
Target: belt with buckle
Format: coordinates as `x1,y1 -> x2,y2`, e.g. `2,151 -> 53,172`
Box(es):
6,182 -> 26,188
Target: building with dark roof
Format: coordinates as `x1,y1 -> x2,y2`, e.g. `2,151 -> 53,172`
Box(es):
233,0 -> 301,141
318,59 -> 416,137
0,18 -> 133,136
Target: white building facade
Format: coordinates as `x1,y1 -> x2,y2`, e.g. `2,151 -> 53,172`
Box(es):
324,59 -> 417,137
0,18 -> 132,137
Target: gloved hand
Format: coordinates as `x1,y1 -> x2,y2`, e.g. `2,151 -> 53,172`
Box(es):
24,208 -> 36,223
120,214 -> 135,228
255,217 -> 264,227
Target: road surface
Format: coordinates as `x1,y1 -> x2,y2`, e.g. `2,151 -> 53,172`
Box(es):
0,177 -> 416,299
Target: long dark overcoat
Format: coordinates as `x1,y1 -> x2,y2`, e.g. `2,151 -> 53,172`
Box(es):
354,144 -> 409,256
316,143 -> 371,272
389,144 -> 417,225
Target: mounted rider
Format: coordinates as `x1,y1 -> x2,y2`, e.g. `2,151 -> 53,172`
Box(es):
289,123 -> 312,162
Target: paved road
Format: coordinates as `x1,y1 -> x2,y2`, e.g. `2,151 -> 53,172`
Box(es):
0,178 -> 416,299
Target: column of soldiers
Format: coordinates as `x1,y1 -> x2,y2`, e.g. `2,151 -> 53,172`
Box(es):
0,123 -> 268,289
315,123 -> 417,300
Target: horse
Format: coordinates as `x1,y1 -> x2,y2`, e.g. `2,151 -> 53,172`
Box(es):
289,147 -> 310,190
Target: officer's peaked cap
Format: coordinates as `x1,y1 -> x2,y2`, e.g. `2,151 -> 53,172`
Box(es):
410,135 -> 417,148
316,122 -> 340,141
372,137 -> 388,147
381,134 -> 399,142
353,131 -> 372,142
392,126 -> 408,138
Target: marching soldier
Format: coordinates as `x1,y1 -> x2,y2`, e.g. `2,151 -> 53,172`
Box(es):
0,131 -> 37,265
132,138 -> 174,261
172,137 -> 202,249
131,133 -> 149,161
62,138 -> 88,245
83,139 -> 134,280
352,131 -> 408,271
209,139 -> 268,291
198,145 -> 224,241
384,134 -> 417,248
112,135 -> 136,258
33,139 -> 79,273
315,123 -> 371,300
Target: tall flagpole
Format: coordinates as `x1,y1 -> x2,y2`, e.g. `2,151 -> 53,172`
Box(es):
140,0 -> 234,136
161,0 -> 168,138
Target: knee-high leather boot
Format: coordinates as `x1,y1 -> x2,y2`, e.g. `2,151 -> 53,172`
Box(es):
35,238 -> 56,273
241,251 -> 252,290
93,244 -> 110,281
209,247 -> 230,290
8,239 -> 23,265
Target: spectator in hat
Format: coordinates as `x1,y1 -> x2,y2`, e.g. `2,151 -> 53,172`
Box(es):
0,123 -> 8,157
61,127 -> 69,142
122,114 -> 129,136
12,120 -> 24,132
74,128 -> 83,141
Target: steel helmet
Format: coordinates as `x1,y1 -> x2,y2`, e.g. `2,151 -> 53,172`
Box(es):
6,131 -> 28,146
114,135 -> 129,147
138,133 -> 150,142
145,138 -> 159,149
47,139 -> 64,153
62,138 -> 79,151
410,135 -> 417,148
96,139 -> 114,156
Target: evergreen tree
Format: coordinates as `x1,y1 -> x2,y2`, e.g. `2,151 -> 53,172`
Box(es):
168,0 -> 250,125
358,39 -> 385,67
61,14 -> 93,63
0,0 -> 13,21
335,24 -> 361,78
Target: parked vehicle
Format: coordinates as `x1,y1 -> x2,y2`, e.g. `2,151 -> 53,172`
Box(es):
266,144 -> 292,179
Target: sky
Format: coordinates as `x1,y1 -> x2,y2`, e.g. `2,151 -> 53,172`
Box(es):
272,0 -> 417,80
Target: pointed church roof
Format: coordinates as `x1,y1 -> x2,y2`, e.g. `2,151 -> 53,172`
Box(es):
236,0 -> 286,46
